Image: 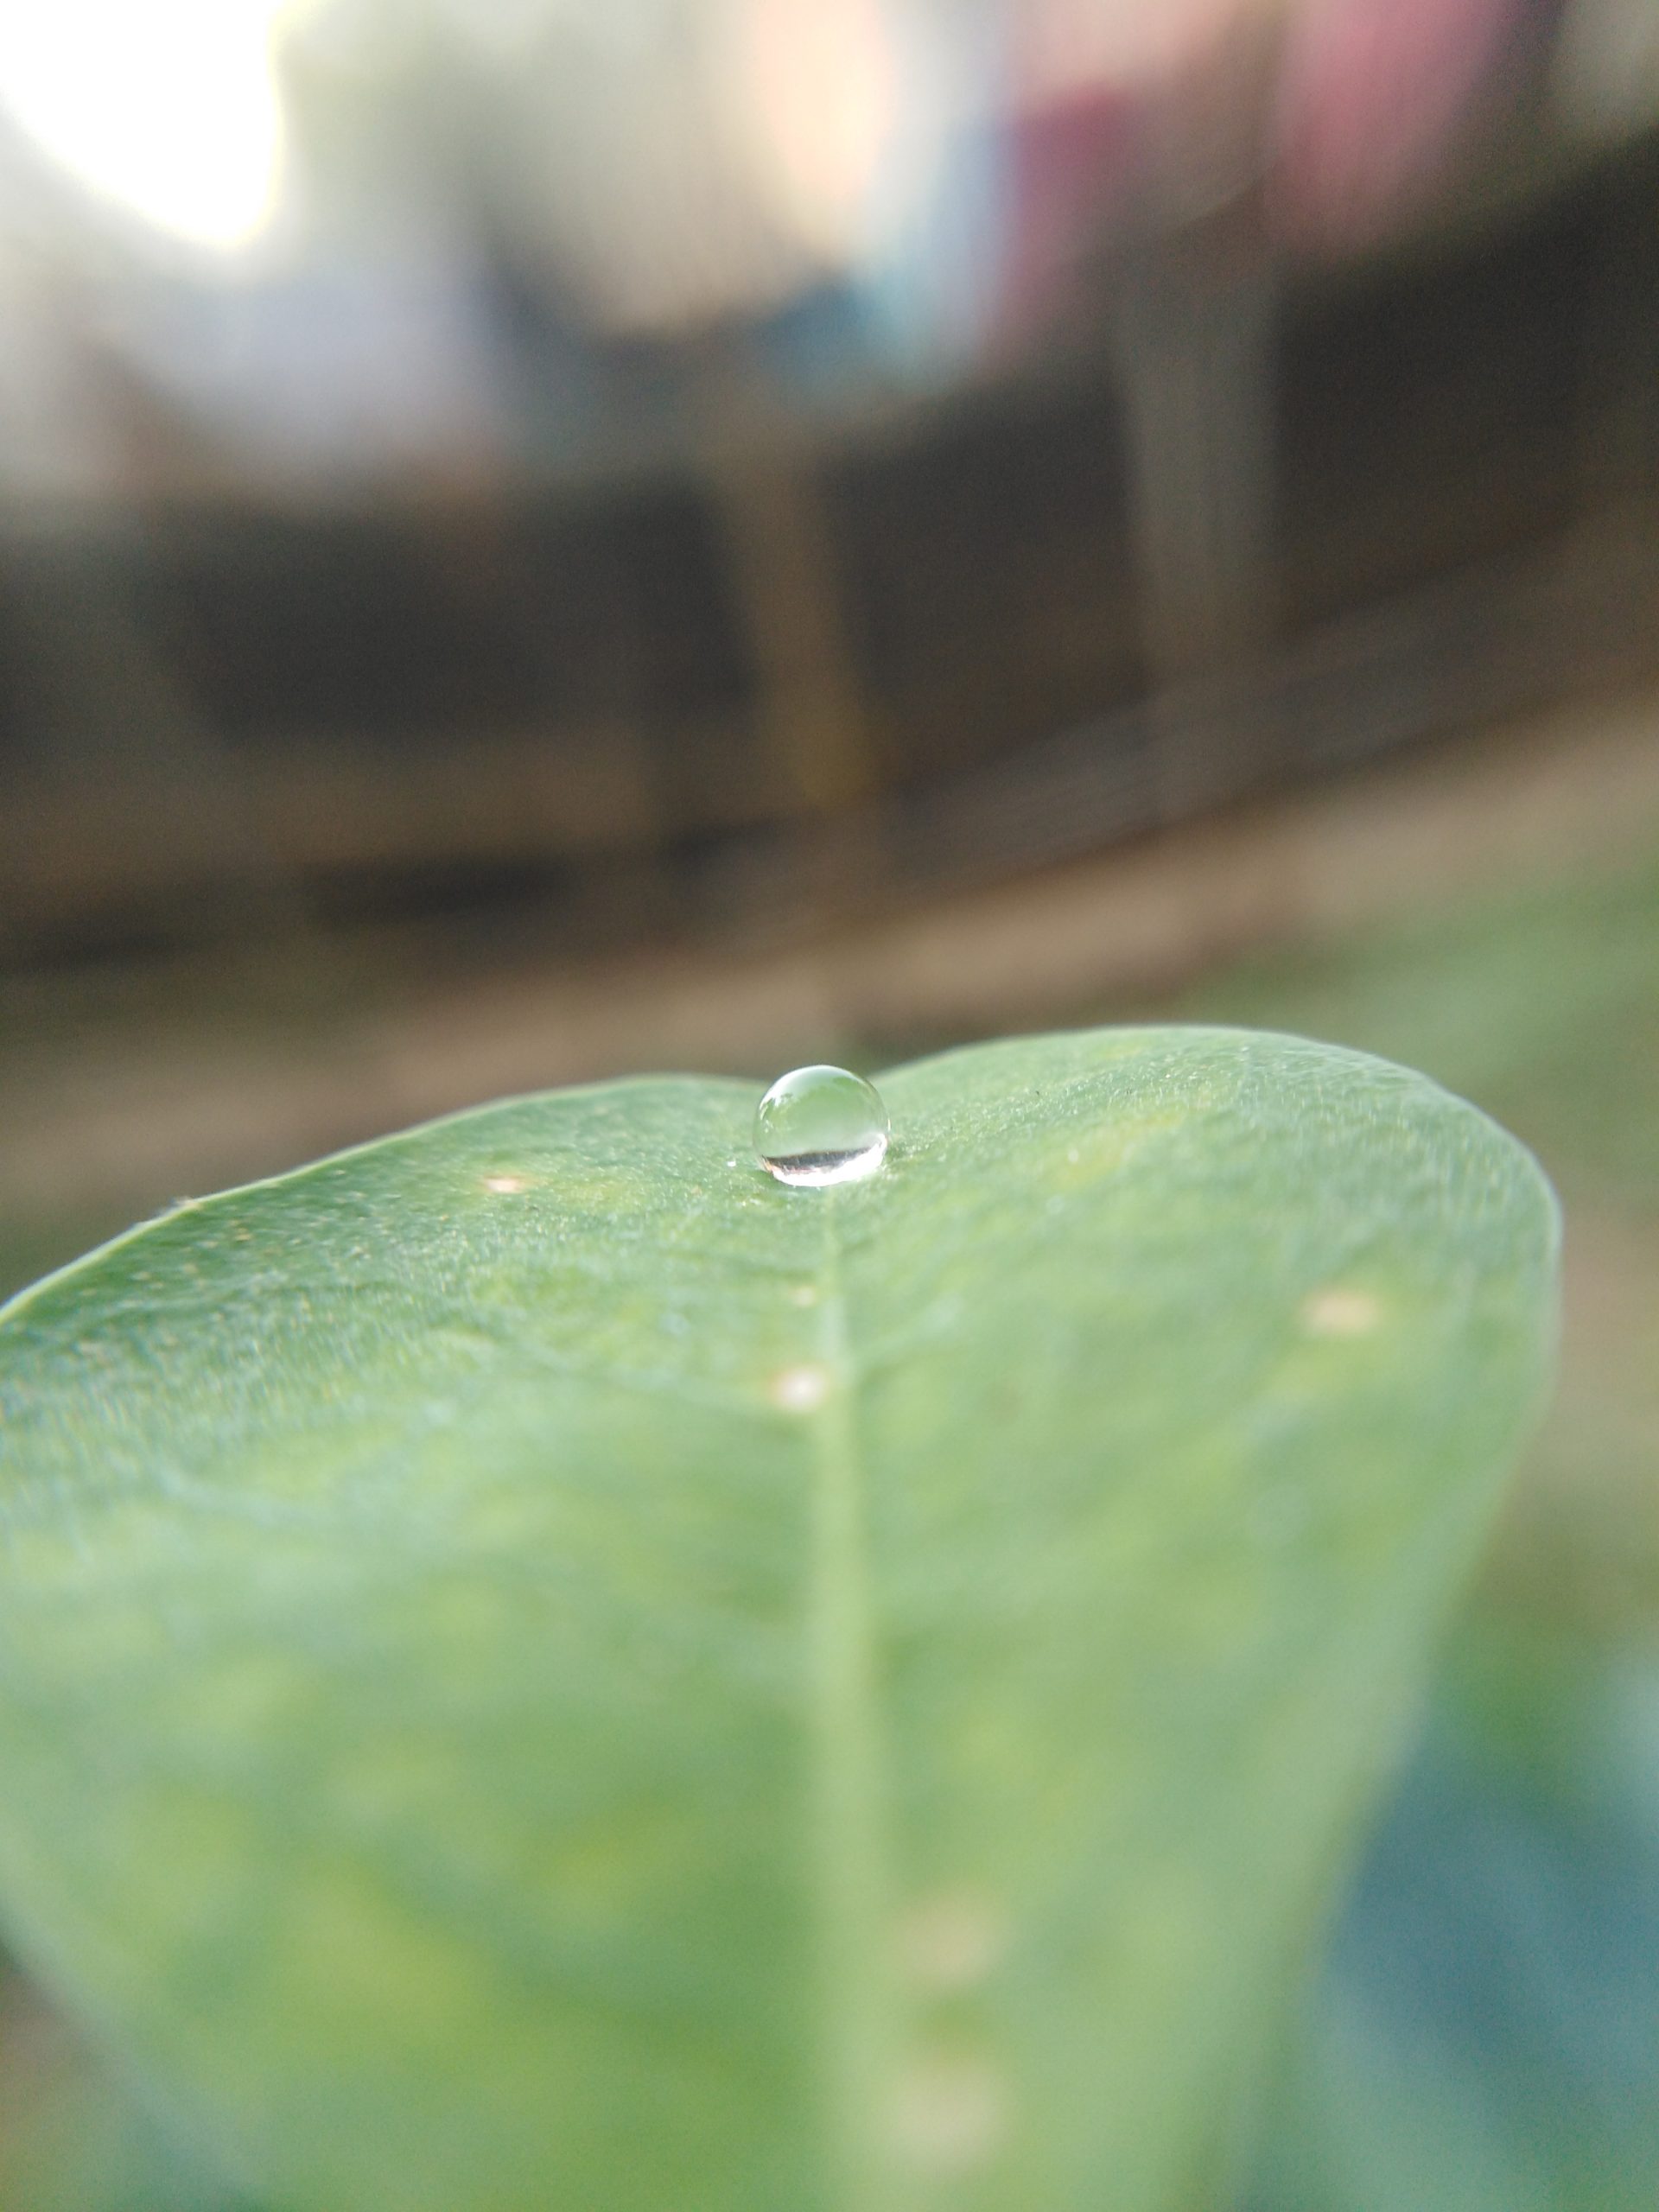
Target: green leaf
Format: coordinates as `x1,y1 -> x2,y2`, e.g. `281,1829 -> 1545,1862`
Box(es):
0,1027 -> 1557,2212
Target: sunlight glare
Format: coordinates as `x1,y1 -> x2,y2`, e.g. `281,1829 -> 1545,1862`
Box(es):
0,0 -> 289,250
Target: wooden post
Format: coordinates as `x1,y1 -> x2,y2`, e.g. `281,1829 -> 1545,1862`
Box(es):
1110,222 -> 1280,817
693,340 -> 875,817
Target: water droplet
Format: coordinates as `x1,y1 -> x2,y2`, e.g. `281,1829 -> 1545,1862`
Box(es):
753,1065 -> 889,1189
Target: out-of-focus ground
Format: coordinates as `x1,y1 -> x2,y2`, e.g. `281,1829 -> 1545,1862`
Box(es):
3,683 -> 1659,2211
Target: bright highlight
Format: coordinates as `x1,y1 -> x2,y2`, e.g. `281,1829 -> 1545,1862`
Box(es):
0,0 -> 289,250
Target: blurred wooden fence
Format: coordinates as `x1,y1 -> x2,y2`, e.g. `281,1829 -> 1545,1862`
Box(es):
1,130 -> 1656,969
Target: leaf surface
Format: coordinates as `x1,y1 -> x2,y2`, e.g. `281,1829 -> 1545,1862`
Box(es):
0,1028 -> 1558,2212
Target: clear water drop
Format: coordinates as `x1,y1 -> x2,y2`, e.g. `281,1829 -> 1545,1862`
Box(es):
753,1065 -> 889,1188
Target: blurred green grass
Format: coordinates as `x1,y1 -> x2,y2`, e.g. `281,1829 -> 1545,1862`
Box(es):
1,838 -> 1656,2209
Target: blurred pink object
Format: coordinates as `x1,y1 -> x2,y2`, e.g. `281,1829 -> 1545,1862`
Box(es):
995,0 -> 1247,333
998,81 -> 1140,332
1271,0 -> 1522,245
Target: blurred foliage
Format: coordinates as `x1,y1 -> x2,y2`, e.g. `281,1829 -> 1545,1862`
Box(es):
1181,858 -> 1659,1205
1179,847 -> 1659,1632
1247,1623 -> 1659,2211
1177,849 -> 1659,2210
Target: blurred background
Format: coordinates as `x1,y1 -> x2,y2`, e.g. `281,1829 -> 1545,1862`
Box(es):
1,1 -> 1657,2203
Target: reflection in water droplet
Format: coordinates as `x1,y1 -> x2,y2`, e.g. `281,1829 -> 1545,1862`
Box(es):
753,1065 -> 889,1189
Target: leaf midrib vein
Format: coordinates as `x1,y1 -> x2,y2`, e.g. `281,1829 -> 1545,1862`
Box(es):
810,1196 -> 902,2212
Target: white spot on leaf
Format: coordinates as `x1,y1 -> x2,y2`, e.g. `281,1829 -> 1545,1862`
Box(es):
770,1363 -> 830,1412
1302,1287 -> 1382,1337
899,1887 -> 1006,1993
892,2050 -> 1007,2174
